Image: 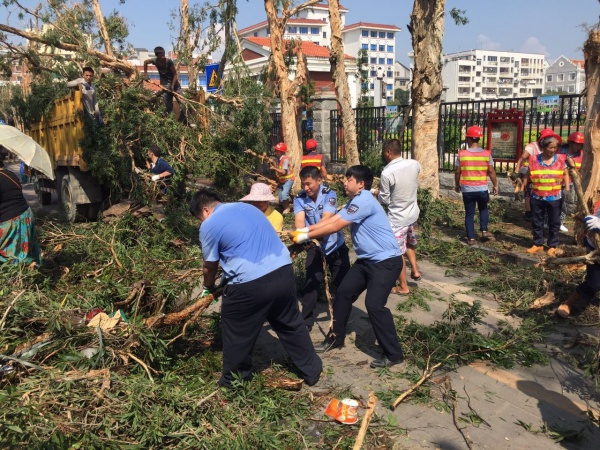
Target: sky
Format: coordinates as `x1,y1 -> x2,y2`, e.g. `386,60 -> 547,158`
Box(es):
1,0 -> 598,65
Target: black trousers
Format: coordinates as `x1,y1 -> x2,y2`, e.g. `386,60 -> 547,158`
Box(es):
219,264 -> 322,387
531,197 -> 562,247
332,256 -> 404,361
299,244 -> 351,329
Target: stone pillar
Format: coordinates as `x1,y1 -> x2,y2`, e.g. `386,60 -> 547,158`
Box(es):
311,91 -> 338,167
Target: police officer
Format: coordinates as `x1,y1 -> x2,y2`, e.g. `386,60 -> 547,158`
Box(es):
190,189 -> 322,387
291,165 -> 404,369
294,166 -> 350,331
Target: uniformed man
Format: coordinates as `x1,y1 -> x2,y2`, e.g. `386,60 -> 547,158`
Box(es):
293,166 -> 350,331
291,166 -> 405,369
190,189 -> 322,387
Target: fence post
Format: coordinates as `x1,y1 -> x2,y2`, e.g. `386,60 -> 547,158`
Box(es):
311,92 -> 338,166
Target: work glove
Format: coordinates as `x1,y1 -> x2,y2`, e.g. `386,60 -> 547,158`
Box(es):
291,227 -> 310,244
583,215 -> 600,231
151,174 -> 160,182
200,285 -> 219,304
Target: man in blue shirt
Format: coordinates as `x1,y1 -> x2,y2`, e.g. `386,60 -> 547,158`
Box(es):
294,166 -> 350,331
146,145 -> 174,194
291,166 -> 404,369
190,189 -> 322,387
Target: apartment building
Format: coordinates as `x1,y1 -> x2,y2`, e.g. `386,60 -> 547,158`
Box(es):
545,56 -> 585,94
237,3 -> 400,104
442,50 -> 546,102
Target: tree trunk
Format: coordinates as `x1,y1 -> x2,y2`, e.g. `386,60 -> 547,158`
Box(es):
328,0 -> 359,167
179,0 -> 198,91
92,0 -> 113,58
410,0 -> 445,196
582,29 -> 600,207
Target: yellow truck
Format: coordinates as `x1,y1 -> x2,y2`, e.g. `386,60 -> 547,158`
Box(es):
27,90 -> 104,221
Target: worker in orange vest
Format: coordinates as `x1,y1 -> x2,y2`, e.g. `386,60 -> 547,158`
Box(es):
455,126 -> 498,245
558,131 -> 584,232
269,142 -> 295,213
301,139 -> 328,180
523,135 -> 569,256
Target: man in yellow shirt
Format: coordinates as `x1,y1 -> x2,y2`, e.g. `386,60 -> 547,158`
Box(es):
240,183 -> 283,231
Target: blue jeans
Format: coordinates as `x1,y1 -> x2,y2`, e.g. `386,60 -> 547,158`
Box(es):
277,179 -> 293,202
462,190 -> 490,240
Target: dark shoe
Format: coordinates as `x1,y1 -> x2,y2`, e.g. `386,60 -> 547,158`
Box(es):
304,373 -> 320,386
315,334 -> 344,353
467,238 -> 477,246
524,211 -> 532,221
370,355 -> 404,369
481,231 -> 493,241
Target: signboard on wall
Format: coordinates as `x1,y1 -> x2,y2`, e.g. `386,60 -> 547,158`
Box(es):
536,95 -> 559,113
486,109 -> 524,162
206,63 -> 220,93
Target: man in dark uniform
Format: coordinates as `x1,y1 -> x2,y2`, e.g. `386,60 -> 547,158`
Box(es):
190,189 -> 322,387
293,166 -> 350,330
291,165 -> 404,369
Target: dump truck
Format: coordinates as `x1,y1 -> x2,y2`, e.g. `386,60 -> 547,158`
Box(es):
27,90 -> 104,221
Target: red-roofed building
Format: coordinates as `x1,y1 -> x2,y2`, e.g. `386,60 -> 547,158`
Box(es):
546,55 -> 586,94
232,37 -> 359,106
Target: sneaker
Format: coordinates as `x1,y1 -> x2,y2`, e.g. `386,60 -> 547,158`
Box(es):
560,224 -> 569,232
526,245 -> 544,254
547,247 -> 558,257
556,303 -> 571,318
370,355 -> 404,369
481,231 -> 493,241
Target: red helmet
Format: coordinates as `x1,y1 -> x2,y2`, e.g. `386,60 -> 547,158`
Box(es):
568,131 -> 584,144
538,128 -> 562,144
465,126 -> 483,138
306,138 -> 318,150
274,142 -> 287,152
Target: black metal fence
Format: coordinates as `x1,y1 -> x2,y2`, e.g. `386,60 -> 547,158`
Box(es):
269,112 -> 313,154
327,94 -> 585,172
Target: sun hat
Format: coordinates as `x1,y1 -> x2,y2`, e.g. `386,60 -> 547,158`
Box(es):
240,183 -> 277,202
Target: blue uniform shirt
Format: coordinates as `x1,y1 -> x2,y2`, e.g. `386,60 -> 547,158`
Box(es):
294,185 -> 345,255
200,203 -> 292,284
150,157 -> 175,176
338,190 -> 401,262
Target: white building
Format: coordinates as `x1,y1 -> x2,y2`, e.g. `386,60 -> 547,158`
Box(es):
342,22 -> 400,103
545,56 -> 585,94
394,61 -> 411,91
442,50 -> 546,102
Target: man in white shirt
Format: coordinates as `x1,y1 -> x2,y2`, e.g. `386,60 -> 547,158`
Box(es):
67,67 -> 102,125
374,139 -> 422,295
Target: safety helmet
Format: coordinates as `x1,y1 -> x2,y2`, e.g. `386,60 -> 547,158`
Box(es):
568,131 -> 584,144
465,126 -> 483,139
274,142 -> 287,152
305,138 -> 318,150
537,128 -> 562,144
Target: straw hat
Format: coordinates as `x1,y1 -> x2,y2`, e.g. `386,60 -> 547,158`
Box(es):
240,183 -> 277,202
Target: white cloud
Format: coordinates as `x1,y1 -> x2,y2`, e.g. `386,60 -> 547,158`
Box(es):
477,34 -> 501,51
520,37 -> 548,56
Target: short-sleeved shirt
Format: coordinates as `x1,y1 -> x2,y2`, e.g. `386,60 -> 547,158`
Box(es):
338,190 -> 401,262
150,58 -> 180,89
0,169 -> 29,223
378,157 -> 421,230
455,147 -> 494,193
200,203 -> 291,284
150,157 -> 175,177
294,185 -> 345,255
264,205 -> 283,232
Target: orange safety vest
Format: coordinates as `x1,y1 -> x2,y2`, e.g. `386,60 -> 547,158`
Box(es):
278,155 -> 294,183
529,154 -> 566,198
301,153 -> 324,171
458,148 -> 491,187
569,152 -> 583,171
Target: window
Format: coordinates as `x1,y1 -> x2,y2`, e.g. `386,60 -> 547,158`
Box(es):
311,27 -> 319,35
361,83 -> 368,90
387,58 -> 393,65
370,70 -> 376,77
253,32 -> 258,37
387,45 -> 393,52
299,27 -> 308,34
288,26 -> 297,33
569,72 -> 576,81
378,45 -> 385,51
266,27 -> 270,35
369,83 -> 374,89
387,71 -> 393,78
379,31 -> 386,38
476,59 -> 481,66
362,43 -> 368,50
557,73 -> 564,81
556,86 -> 563,92
370,57 -> 376,64
313,41 -> 319,45
487,56 -> 497,62
323,31 -> 327,38
546,74 -> 553,82
378,58 -> 384,64
362,30 -> 369,37
370,44 -> 376,51
370,31 -> 377,37
387,32 -> 394,39
399,80 -> 406,86
387,84 -> 393,90
568,85 -> 575,93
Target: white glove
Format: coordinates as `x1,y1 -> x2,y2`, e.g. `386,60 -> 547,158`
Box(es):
291,229 -> 310,244
151,174 -> 160,181
583,215 -> 600,231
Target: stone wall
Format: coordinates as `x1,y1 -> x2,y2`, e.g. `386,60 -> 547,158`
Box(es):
311,92 -> 338,166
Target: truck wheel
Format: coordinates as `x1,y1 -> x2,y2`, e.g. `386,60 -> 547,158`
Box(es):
61,175 -> 77,223
38,190 -> 52,205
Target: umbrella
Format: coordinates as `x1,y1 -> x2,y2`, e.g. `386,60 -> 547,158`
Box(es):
0,125 -> 55,180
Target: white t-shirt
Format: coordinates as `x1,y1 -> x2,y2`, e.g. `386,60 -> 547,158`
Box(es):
378,157 -> 421,230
